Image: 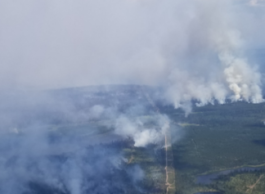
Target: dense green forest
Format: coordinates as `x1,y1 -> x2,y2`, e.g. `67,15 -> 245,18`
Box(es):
159,101 -> 265,194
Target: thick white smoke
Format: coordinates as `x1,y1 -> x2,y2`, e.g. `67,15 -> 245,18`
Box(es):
221,53 -> 263,103
161,1 -> 264,114
165,27 -> 264,114
115,115 -> 170,147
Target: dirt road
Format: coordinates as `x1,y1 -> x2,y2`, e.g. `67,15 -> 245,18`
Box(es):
140,87 -> 176,194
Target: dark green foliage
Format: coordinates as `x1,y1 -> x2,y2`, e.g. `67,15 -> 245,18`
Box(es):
159,101 -> 265,193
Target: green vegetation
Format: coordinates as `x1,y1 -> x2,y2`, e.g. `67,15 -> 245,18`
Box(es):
124,146 -> 167,194
212,171 -> 265,194
44,97 -> 265,194
160,101 -> 265,193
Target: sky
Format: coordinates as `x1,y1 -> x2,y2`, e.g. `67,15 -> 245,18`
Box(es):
0,0 -> 264,90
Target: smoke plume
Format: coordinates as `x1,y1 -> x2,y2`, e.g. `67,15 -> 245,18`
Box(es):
0,0 -> 264,112
114,115 -> 170,147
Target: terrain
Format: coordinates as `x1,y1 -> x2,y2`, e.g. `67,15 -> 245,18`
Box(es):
159,99 -> 265,193
1,85 -> 265,194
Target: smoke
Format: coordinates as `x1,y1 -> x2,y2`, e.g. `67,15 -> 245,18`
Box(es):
0,0 -> 262,115
221,54 -> 263,102
0,90 -> 152,194
249,0 -> 265,6
0,129 -> 142,194
114,115 -> 170,147
158,1 -> 264,114
0,86 -> 182,194
0,0 -> 265,193
0,0 -> 264,92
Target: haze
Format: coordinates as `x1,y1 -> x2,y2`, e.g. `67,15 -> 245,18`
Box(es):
0,0 -> 264,91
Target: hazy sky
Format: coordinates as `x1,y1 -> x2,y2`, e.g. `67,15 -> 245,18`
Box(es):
0,0 -> 264,90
